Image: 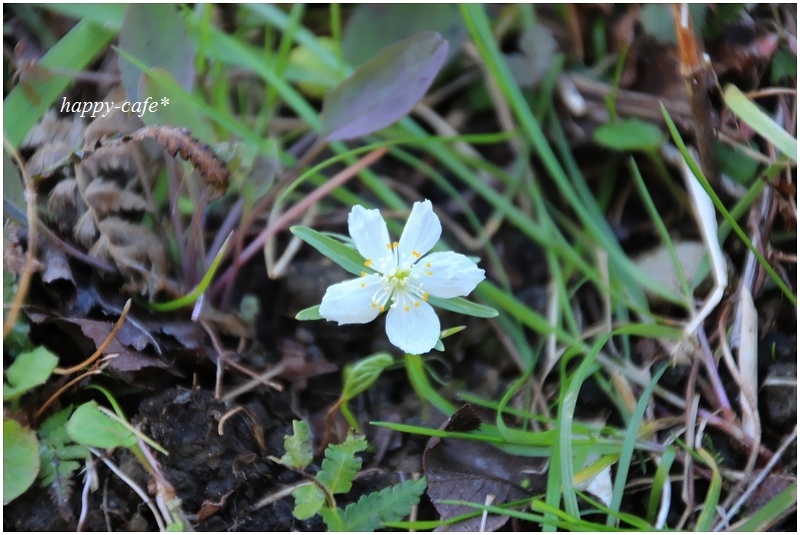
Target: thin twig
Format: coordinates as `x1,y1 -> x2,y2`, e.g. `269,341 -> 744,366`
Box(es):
3,137 -> 39,339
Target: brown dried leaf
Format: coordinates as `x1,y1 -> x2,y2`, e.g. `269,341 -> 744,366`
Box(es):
423,405 -> 546,532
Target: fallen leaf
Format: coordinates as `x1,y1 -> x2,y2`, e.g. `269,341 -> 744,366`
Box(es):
423,405 -> 546,532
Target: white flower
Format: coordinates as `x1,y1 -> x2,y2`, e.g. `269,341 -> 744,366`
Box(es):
319,200 -> 486,354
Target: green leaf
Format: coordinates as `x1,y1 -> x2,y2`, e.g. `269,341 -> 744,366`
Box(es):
3,19 -> 116,147
724,84 -> 797,161
66,402 -> 137,449
296,305 -> 322,321
3,346 -> 59,401
593,118 -> 665,152
331,477 -> 428,531
427,295 -> 498,318
3,419 -> 40,504
342,353 -> 394,401
320,32 -> 448,141
118,4 -> 195,102
38,406 -> 89,492
292,483 -> 326,520
291,226 -> 371,277
278,420 -> 313,470
317,431 -> 368,495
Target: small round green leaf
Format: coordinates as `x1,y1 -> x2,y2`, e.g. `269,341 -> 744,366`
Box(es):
3,419 -> 40,504
3,346 -> 59,401
593,119 -> 664,152
66,401 -> 137,449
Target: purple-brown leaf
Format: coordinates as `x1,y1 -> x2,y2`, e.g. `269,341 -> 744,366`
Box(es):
320,31 -> 448,141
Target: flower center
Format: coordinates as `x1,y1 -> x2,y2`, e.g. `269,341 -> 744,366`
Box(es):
367,244 -> 430,313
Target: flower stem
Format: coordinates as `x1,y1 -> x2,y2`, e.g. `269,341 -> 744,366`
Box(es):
404,353 -> 456,417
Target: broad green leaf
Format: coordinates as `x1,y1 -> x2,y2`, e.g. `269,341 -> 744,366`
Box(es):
278,420 -> 313,470
292,483 -> 326,520
342,353 -> 394,400
427,295 -> 498,318
333,477 -> 428,531
291,226 -> 371,277
593,118 -> 664,152
3,19 -> 115,146
317,431 -> 368,495
118,4 -> 195,101
342,5 -> 465,67
724,84 -> 797,161
3,346 -> 59,401
295,305 -> 322,321
320,32 -> 448,141
66,402 -> 137,449
3,419 -> 40,504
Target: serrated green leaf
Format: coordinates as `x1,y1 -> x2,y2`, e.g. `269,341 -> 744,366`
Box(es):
724,84 -> 797,161
291,226 -> 372,277
593,118 -> 664,152
342,353 -> 394,401
426,295 -> 498,318
292,482 -> 326,520
66,402 -> 137,449
320,507 -> 347,531
279,420 -> 313,470
317,431 -> 368,495
3,419 -> 40,503
295,305 -> 322,321
3,346 -> 59,401
336,477 -> 428,531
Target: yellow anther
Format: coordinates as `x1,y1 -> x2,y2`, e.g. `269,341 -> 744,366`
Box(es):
414,302 -> 420,307
361,283 -> 366,288
404,305 -> 410,311
412,250 -> 421,258
379,305 -> 385,312
361,271 -> 366,276
427,271 -> 433,276
422,292 -> 429,302
364,259 -> 372,267
393,241 -> 399,248
386,243 -> 392,250
425,262 -> 431,268
371,302 -> 377,308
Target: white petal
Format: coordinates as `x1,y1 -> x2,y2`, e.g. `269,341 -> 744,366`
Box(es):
417,251 -> 485,298
385,300 -> 441,354
348,205 -> 393,267
319,276 -> 383,325
398,200 -> 441,265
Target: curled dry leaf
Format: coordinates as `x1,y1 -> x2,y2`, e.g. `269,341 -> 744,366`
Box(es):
83,179 -> 149,216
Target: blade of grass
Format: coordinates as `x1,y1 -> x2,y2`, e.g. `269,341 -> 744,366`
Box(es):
4,18 -> 116,146
662,105 -> 796,306
724,84 -> 797,161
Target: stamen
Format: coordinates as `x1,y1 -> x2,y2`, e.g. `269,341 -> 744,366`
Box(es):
379,305 -> 385,312
392,241 -> 399,248
425,262 -> 431,268
404,305 -> 410,311
412,250 -> 421,258
427,271 -> 433,276
386,243 -> 392,250
364,259 -> 372,267
414,301 -> 420,307
361,271 -> 366,276
422,292 -> 429,302
361,282 -> 366,288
